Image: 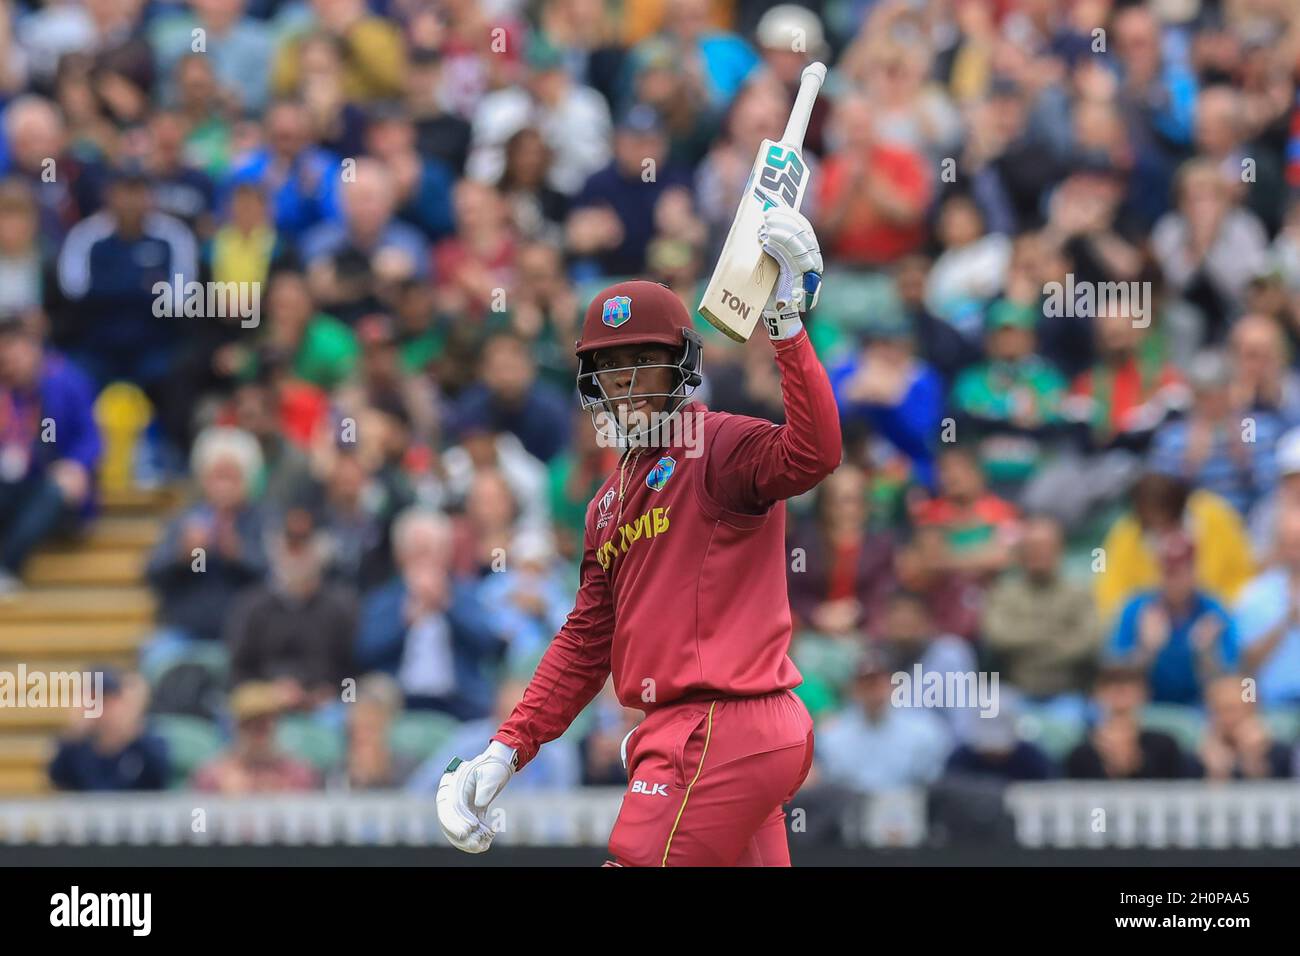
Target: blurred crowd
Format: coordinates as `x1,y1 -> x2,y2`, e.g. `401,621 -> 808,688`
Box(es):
3,0 -> 1300,803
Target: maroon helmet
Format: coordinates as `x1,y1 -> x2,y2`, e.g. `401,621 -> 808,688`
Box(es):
574,280 -> 703,440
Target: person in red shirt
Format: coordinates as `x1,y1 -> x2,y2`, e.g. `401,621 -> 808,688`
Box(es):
817,93 -> 931,267
437,208 -> 841,866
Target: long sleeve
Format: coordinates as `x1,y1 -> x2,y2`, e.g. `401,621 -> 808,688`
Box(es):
492,536 -> 615,770
706,329 -> 842,513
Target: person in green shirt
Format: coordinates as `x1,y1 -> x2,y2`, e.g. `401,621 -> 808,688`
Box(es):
951,299 -> 1067,492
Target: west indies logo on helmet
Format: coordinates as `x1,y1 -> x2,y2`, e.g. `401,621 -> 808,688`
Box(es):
575,279 -> 704,451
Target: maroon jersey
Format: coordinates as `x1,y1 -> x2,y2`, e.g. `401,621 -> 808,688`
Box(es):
494,330 -> 840,768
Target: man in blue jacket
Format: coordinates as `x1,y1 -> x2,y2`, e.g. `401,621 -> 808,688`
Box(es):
0,312 -> 101,596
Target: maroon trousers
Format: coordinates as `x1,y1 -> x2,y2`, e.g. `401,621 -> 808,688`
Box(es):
606,689 -> 814,867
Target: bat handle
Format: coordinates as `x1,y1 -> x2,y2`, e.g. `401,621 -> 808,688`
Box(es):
781,61 -> 827,147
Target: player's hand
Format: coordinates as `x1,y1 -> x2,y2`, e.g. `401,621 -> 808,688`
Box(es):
436,740 -> 517,853
759,207 -> 823,340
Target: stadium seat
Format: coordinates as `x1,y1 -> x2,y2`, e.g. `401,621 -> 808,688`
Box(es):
1140,704 -> 1206,752
276,716 -> 345,773
1015,712 -> 1086,762
1262,709 -> 1300,746
389,712 -> 460,763
150,714 -> 224,789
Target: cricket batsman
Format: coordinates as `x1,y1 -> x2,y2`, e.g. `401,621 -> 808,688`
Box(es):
436,207 -> 841,866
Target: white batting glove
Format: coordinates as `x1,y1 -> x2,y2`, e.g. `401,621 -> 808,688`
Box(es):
759,207 -> 823,340
436,740 -> 517,853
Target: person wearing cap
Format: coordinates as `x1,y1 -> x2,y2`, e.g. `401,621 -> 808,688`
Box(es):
566,103 -> 692,277
0,311 -> 101,597
830,304 -> 944,492
1108,528 -> 1241,707
192,681 -> 318,793
48,670 -> 171,792
1066,663 -> 1198,780
467,34 -> 612,198
753,5 -> 830,156
1147,348 -> 1280,517
814,646 -> 952,795
440,207 -> 839,866
950,298 -> 1068,493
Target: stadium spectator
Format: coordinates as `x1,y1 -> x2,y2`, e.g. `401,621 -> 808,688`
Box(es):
1248,426 -> 1300,561
911,445 -> 1019,582
1228,313 -> 1300,427
1108,529 -> 1240,707
149,0 -> 274,118
271,0 -> 407,104
815,647 -> 951,794
468,35 -> 612,198
578,684 -> 644,786
1152,159 -> 1269,340
1147,349 -> 1280,517
192,681 -> 319,793
945,693 -> 1054,782
924,193 -> 1012,334
566,104 -> 690,277
891,524 -> 984,644
477,528 -> 572,673
356,509 -> 504,719
817,91 -> 930,267
229,376 -> 317,518
402,47 -> 471,175
1199,674 -> 1294,781
0,95 -> 97,245
1065,663 -> 1197,780
48,671 -> 170,792
1095,472 -> 1255,621
982,515 -> 1102,714
787,463 -> 895,639
226,506 -> 357,700
0,311 -> 100,596
138,109 -> 217,238
631,0 -> 758,114
453,332 -> 571,465
143,426 -> 268,670
0,178 -> 56,318
495,129 -> 569,247
328,674 -> 419,791
950,299 -> 1068,495
431,178 -> 516,323
831,311 -> 944,492
301,157 -> 430,323
879,590 -> 978,729
225,99 -> 340,240
1234,508 -> 1300,711
365,104 -> 455,243
56,159 -> 198,395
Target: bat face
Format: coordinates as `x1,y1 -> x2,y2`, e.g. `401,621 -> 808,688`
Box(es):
699,139 -> 813,342
698,61 -> 826,342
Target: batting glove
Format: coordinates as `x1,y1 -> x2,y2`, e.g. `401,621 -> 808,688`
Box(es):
759,207 -> 823,340
436,740 -> 517,853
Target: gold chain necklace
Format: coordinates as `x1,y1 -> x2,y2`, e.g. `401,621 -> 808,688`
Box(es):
613,445 -> 645,532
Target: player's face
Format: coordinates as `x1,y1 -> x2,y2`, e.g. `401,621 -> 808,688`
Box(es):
593,344 -> 677,417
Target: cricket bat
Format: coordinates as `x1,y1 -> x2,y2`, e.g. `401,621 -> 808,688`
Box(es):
698,61 -> 827,342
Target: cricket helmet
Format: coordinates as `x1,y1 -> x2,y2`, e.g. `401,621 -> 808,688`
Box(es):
574,280 -> 703,442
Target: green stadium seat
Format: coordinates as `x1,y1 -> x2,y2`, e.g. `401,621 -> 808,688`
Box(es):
1016,712 -> 1086,762
141,640 -> 230,687
276,716 -> 345,773
1140,704 -> 1205,752
151,714 -> 224,788
389,711 -> 460,763
1262,709 -> 1300,745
